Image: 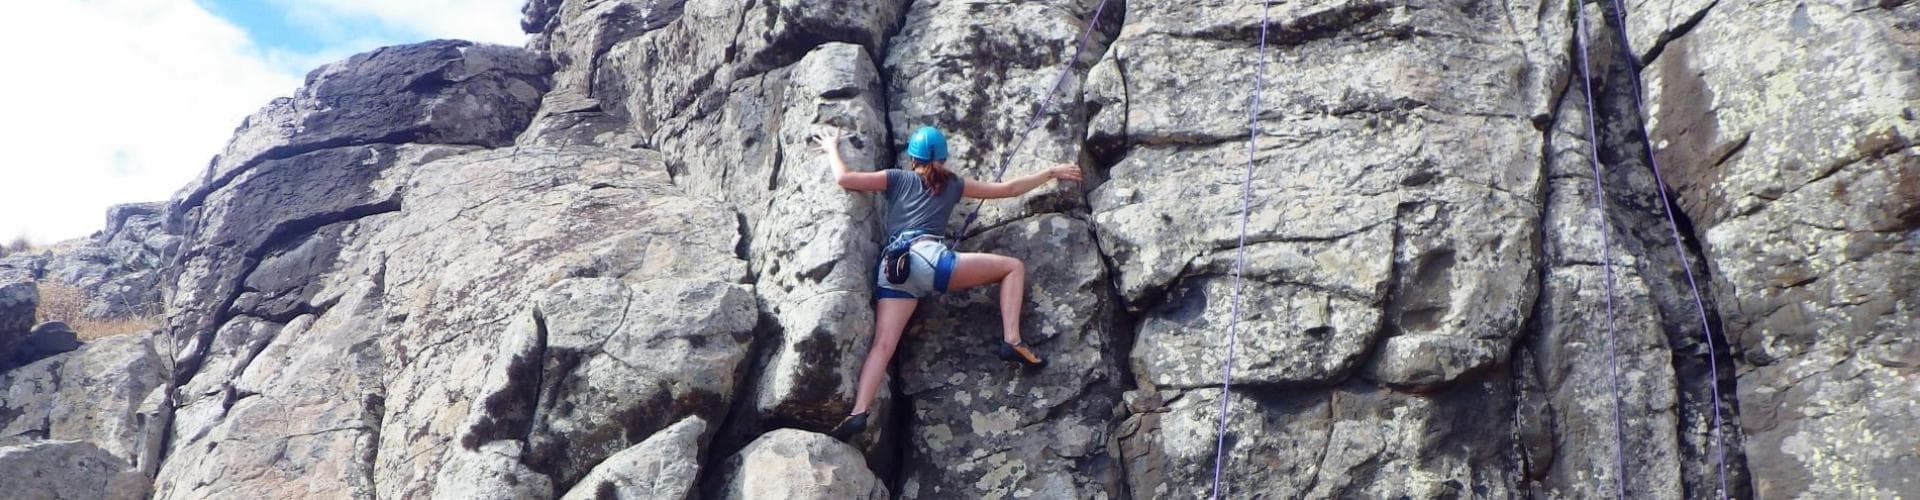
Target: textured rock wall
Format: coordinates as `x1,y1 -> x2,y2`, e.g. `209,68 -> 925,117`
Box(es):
1627,0 -> 1919,498
2,0 -> 1913,498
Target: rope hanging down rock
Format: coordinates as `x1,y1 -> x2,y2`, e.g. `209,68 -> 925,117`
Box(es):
1598,0 -> 1734,496
1573,7 -> 1633,498
1210,2 -> 1272,498
952,0 -> 1113,241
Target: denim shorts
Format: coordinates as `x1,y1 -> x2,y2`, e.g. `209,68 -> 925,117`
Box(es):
876,238 -> 956,299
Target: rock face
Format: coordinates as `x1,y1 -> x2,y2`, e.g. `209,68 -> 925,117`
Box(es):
1629,1 -> 1920,497
1098,0 -> 1563,497
13,0 -> 1914,498
0,440 -> 151,500
897,215 -> 1126,498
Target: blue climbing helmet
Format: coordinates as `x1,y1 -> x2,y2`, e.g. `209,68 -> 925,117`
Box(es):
906,126 -> 948,162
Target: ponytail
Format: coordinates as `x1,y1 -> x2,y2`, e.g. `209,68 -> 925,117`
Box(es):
914,160 -> 954,195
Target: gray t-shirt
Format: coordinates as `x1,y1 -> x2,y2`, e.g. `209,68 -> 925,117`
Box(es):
883,169 -> 966,238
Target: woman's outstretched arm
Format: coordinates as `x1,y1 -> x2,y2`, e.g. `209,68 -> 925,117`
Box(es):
963,163 -> 1083,199
814,128 -> 889,192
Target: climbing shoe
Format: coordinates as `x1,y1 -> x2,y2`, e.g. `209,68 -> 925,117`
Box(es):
830,412 -> 869,439
996,341 -> 1048,369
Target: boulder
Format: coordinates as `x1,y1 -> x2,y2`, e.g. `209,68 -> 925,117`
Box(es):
2,322 -> 79,372
711,429 -> 887,500
0,440 -> 151,500
0,272 -> 35,362
560,416 -> 707,500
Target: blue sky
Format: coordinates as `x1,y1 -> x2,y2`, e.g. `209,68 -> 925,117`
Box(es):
203,0 -> 334,55
199,0 -> 363,78
0,0 -> 525,244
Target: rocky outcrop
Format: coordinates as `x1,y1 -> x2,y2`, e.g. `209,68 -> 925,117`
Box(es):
710,429 -> 887,500
14,0 -> 1914,498
0,440 -> 151,499
0,202 -> 179,321
151,144 -> 757,499
134,37 -> 759,498
169,40 -> 550,223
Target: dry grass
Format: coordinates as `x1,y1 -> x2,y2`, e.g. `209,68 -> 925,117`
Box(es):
1,235 -> 41,258
34,280 -> 160,341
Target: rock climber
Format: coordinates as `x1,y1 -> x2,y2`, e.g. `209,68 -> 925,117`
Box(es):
812,126 -> 1083,439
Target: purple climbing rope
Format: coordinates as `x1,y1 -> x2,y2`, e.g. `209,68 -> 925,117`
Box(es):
1573,8 -> 1632,499
1600,1 -> 1733,497
952,0 -> 1113,241
1210,2 -> 1271,499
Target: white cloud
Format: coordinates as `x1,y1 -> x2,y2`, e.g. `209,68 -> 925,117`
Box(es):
0,0 -> 534,245
0,0 -> 301,245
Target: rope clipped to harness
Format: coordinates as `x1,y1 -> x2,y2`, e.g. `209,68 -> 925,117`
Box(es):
1573,8 -> 1632,498
951,0 -> 1114,241
1598,1 -> 1733,497
1209,2 -> 1272,498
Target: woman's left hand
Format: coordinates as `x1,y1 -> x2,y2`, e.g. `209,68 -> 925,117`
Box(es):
812,128 -> 845,152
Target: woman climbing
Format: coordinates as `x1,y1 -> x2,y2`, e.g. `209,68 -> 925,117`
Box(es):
813,126 -> 1083,438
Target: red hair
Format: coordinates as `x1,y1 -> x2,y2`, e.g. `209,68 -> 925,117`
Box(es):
913,159 -> 954,196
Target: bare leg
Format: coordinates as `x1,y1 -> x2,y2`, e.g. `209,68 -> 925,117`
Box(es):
851,298 -> 917,415
947,252 -> 1026,344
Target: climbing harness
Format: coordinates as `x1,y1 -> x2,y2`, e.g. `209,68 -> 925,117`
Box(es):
1600,1 -> 1734,497
951,0 -> 1114,241
1572,8 -> 1632,499
882,230 -> 941,284
1209,2 -> 1272,499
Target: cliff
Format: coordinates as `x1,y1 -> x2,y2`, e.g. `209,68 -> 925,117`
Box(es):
1,0 -> 1914,498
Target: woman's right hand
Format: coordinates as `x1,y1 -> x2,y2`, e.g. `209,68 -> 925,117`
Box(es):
1047,163 -> 1084,182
